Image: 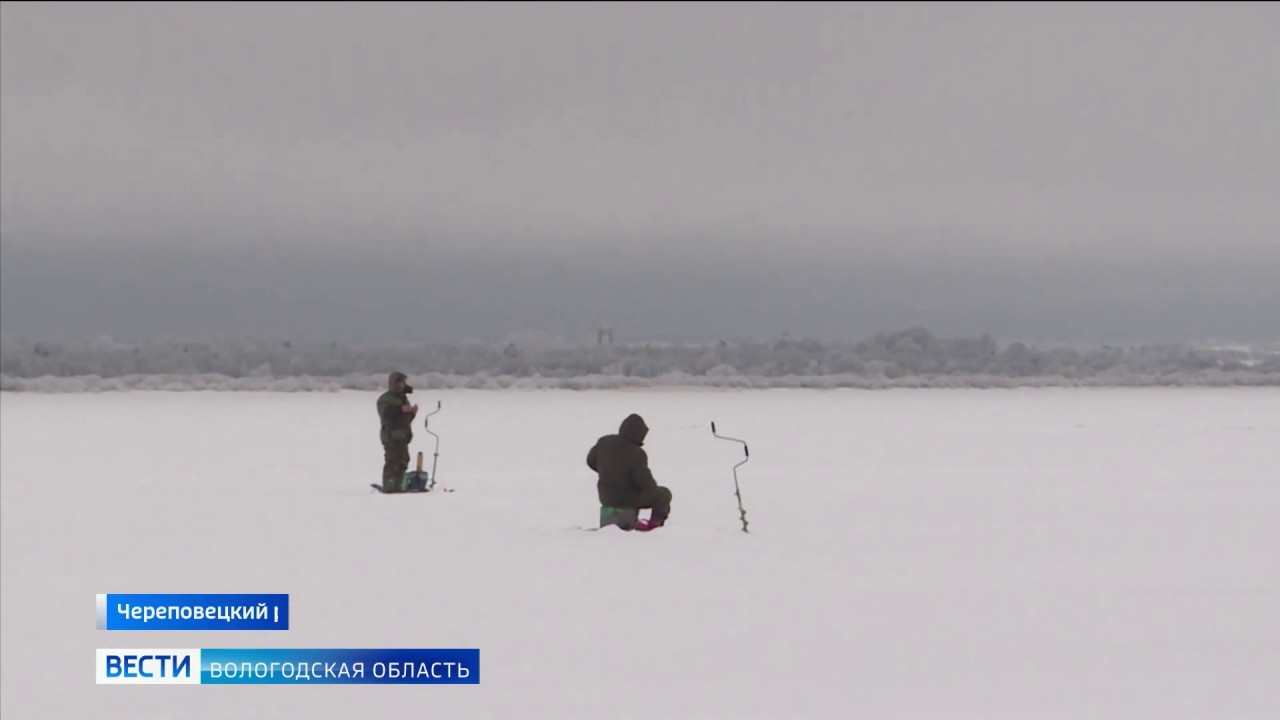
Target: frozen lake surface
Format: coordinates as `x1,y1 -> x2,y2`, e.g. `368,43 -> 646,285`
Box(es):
2,387 -> 1277,718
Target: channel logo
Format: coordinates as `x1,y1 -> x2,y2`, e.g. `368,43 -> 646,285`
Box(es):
97,649 -> 201,685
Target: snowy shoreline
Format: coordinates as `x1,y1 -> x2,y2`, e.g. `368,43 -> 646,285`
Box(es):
3,369 -> 1277,393
5,329 -> 1276,392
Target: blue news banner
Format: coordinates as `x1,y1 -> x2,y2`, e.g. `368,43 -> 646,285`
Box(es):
97,648 -> 480,685
96,594 -> 479,685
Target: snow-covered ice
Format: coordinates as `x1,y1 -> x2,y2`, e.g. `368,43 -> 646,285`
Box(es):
1,387 -> 1277,718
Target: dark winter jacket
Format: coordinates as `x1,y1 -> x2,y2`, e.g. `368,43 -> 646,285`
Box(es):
587,413 -> 662,508
377,371 -> 414,444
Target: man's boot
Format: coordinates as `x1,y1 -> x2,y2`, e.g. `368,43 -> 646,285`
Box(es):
648,503 -> 670,528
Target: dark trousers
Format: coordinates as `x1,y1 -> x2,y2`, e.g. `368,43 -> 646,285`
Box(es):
382,439 -> 410,490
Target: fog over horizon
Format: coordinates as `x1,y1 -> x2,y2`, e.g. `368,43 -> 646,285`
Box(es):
3,3 -> 1277,347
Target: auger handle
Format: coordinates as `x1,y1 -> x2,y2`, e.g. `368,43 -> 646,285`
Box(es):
423,400 -> 442,429
711,422 -> 749,458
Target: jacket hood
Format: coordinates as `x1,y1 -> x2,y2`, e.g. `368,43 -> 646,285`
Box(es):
619,413 -> 648,445
388,371 -> 412,393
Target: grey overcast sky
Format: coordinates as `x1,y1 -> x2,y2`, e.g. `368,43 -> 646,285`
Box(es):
2,2 -> 1277,345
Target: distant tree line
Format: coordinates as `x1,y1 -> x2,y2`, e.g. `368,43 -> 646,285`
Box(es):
1,328 -> 1276,391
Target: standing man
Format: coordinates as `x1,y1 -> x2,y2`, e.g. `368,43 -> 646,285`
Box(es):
587,413 -> 673,531
377,371 -> 418,492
